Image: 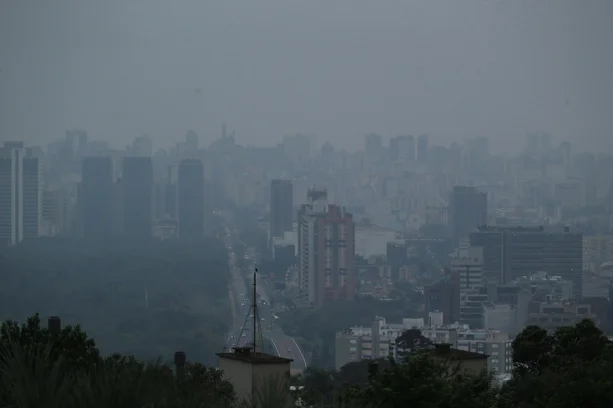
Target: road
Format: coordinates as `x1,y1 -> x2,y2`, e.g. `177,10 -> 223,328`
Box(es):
254,280 -> 307,373
222,221 -> 307,373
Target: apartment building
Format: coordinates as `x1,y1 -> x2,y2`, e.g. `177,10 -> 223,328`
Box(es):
334,316 -> 424,369
421,325 -> 513,374
298,189 -> 355,307
526,302 -> 598,331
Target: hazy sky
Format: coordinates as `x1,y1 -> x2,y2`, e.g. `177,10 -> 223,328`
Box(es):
1,0 -> 612,153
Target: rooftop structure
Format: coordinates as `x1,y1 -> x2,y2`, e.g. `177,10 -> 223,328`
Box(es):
217,347 -> 292,404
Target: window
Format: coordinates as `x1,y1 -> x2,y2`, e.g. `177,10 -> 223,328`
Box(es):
350,339 -> 357,344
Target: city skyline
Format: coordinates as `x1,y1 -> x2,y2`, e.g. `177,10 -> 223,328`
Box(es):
2,0 -> 612,153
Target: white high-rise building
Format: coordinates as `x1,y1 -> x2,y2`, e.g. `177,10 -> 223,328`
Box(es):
0,142 -> 43,245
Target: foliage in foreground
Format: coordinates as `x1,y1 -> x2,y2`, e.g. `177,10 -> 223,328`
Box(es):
1,314 -> 612,407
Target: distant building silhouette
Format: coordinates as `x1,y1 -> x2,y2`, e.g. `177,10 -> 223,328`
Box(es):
270,179 -> 293,239
178,159 -> 204,240
81,156 -> 113,239
449,186 -> 487,247
123,157 -> 153,238
0,142 -> 43,244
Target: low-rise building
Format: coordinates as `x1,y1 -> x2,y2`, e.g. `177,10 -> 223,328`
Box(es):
334,316 -> 424,369
427,344 -> 489,376
217,347 -> 292,405
421,325 -> 513,374
526,302 -> 598,331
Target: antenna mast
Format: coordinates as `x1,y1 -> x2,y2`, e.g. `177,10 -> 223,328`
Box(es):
252,269 -> 257,351
230,267 -> 264,353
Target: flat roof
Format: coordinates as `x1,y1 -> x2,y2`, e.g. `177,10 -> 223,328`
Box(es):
216,352 -> 293,365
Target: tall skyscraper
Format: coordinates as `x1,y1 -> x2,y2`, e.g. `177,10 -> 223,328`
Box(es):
449,186 -> 487,247
81,156 -> 113,239
21,155 -> 43,239
389,135 -> 415,163
178,159 -> 204,240
417,134 -> 429,164
270,179 -> 293,238
123,157 -> 153,238
298,189 -> 355,307
364,133 -> 383,156
0,142 -> 43,245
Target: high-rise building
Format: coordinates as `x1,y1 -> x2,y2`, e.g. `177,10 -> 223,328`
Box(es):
270,179 -> 293,238
21,155 -> 43,239
364,133 -> 383,158
42,189 -> 68,236
389,135 -> 415,163
0,142 -> 43,245
417,134 -> 429,164
449,186 -> 487,247
81,156 -> 113,239
298,190 -> 355,307
0,144 -> 24,245
178,159 -> 204,240
424,270 -> 461,326
469,225 -> 583,298
123,157 -> 153,238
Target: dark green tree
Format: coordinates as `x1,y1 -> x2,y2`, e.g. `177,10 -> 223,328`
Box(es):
0,313 -> 99,374
350,353 -> 498,408
503,318 -> 613,408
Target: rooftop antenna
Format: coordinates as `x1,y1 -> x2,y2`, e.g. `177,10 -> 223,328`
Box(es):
231,267 -> 265,353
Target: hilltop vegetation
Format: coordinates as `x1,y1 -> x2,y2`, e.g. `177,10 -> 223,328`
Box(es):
0,237 -> 230,366
0,315 -> 611,407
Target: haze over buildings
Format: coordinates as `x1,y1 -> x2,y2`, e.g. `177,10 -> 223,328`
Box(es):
1,1 -> 612,153
1,0 -> 613,381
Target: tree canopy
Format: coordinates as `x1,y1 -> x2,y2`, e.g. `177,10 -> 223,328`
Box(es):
0,314 -> 237,408
0,237 -> 231,366
0,313 -> 611,407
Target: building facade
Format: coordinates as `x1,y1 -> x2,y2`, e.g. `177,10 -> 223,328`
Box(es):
178,159 -> 204,240
0,143 -> 43,245
123,157 -> 154,238
449,186 -> 487,247
270,179 -> 293,239
469,225 -> 583,297
298,199 -> 356,307
81,156 -> 114,239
